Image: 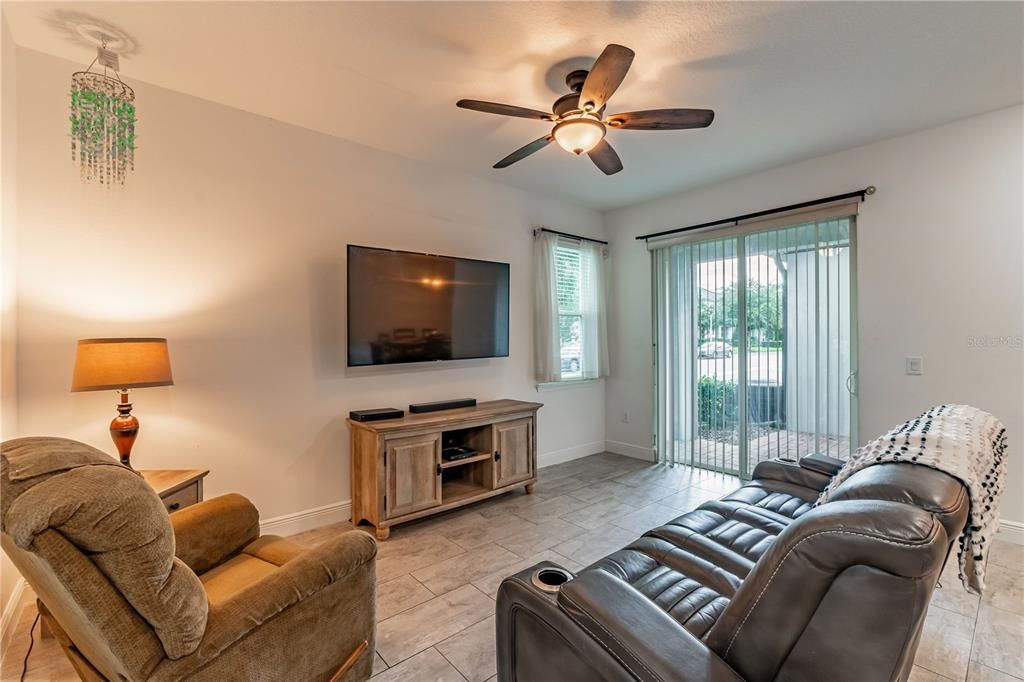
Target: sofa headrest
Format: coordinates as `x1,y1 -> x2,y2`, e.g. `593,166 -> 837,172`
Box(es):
1,437 -> 208,659
826,462 -> 969,542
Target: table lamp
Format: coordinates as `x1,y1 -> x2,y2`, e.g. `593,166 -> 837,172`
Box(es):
71,338 -> 174,468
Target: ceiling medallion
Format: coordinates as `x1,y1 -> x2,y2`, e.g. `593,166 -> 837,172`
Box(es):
70,42 -> 136,185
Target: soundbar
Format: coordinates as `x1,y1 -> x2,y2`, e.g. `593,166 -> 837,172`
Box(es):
409,398 -> 477,414
349,408 -> 405,422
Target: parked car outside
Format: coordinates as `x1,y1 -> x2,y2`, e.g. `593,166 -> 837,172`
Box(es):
561,343 -> 582,374
699,341 -> 733,358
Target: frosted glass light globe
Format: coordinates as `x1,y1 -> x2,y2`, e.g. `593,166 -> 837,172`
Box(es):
553,118 -> 606,155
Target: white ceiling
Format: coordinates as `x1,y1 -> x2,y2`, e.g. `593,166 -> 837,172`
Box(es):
4,2 -> 1022,210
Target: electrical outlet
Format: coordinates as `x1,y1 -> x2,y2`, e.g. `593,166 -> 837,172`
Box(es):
905,357 -> 923,376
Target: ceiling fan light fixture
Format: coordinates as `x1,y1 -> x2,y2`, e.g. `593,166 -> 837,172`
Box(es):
552,117 -> 605,155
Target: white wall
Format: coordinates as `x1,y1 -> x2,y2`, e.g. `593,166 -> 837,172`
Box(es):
11,48 -> 607,526
0,11 -> 24,648
605,106 -> 1024,526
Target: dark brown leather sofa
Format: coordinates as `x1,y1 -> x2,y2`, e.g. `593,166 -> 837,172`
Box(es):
495,454 -> 968,682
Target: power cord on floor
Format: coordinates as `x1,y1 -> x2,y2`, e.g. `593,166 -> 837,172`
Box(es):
20,611 -> 40,682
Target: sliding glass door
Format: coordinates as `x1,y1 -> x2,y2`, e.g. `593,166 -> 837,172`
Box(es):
653,217 -> 857,477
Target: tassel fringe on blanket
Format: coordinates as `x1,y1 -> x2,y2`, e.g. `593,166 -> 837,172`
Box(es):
817,404 -> 1007,594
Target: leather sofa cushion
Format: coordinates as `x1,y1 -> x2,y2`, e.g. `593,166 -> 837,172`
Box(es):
588,536 -> 733,638
578,470 -> 825,638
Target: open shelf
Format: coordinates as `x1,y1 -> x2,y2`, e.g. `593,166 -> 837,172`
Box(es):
441,478 -> 490,505
440,452 -> 492,469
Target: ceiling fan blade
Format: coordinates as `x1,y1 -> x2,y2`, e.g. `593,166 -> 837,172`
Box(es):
457,99 -> 553,121
493,135 -> 554,169
606,109 -> 715,130
587,139 -> 623,175
579,44 -> 635,112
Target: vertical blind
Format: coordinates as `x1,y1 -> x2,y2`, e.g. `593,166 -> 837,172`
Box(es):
653,216 -> 857,478
556,244 -> 584,378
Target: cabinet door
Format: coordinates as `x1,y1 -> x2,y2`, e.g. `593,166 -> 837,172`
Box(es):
386,433 -> 441,518
493,418 -> 534,488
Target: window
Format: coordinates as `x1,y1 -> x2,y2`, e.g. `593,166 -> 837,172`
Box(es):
534,230 -> 609,384
556,244 -> 584,379
652,217 -> 858,477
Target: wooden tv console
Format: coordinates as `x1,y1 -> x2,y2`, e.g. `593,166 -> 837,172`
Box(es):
348,399 -> 542,540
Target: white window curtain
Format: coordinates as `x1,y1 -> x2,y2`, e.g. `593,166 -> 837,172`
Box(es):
534,231 -> 609,383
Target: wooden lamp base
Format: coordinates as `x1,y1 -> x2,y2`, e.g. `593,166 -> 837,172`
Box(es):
110,390 -> 139,468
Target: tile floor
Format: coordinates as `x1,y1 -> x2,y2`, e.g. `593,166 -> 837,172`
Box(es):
1,452 -> 1021,681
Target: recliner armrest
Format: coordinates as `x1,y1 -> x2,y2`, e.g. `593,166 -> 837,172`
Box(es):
558,571 -> 743,682
799,452 -> 845,477
151,530 -> 377,679
171,494 -> 260,574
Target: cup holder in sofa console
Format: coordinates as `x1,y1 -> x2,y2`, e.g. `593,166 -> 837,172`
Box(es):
531,567 -> 574,593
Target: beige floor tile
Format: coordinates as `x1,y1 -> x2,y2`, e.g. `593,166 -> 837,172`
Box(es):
613,465 -> 698,490
436,615 -> 497,682
568,479 -> 637,504
288,520 -> 355,546
376,584 -> 493,666
609,481 -> 681,508
989,539 -> 1024,571
371,650 -> 388,676
476,490 -> 551,519
400,508 -> 492,537
554,525 -> 638,567
981,564 -> 1024,616
412,543 -> 523,596
915,605 -> 975,681
910,666 -> 956,682
376,574 -> 436,621
370,647 -> 465,681
437,512 -> 539,552
932,560 -> 982,618
472,549 -> 584,598
561,498 -> 639,531
613,502 -> 686,535
514,495 -> 592,524
529,475 -> 589,497
375,532 -> 466,583
691,472 -> 742,495
494,517 -> 585,557
660,486 -> 722,513
972,606 -> 1024,679
967,661 -> 1023,681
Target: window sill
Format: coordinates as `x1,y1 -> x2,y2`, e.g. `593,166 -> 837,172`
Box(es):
535,378 -> 604,392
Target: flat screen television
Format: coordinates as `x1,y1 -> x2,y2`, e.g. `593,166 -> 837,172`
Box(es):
347,245 -> 510,367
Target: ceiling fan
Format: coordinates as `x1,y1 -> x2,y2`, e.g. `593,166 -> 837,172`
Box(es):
456,44 -> 714,176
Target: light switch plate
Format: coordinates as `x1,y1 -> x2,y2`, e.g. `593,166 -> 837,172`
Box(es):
905,357 -> 923,376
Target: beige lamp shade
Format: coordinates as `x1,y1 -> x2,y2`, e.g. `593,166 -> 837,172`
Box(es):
71,338 -> 174,392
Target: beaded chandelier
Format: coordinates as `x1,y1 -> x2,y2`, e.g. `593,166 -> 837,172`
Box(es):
69,44 -> 136,185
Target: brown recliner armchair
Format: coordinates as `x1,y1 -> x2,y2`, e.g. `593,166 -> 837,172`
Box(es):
1,437 -> 376,681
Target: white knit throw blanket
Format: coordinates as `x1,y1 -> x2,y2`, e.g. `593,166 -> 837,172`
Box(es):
817,404 -> 1007,594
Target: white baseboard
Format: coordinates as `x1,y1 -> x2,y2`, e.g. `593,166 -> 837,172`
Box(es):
998,519 -> 1024,545
605,440 -> 656,462
260,500 -> 352,537
537,440 -> 607,469
0,578 -> 28,658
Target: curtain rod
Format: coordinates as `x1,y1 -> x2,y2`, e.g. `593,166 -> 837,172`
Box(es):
634,186 -> 876,242
536,227 -> 609,246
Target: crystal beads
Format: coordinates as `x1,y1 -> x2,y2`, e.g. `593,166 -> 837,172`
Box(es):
70,70 -> 136,185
